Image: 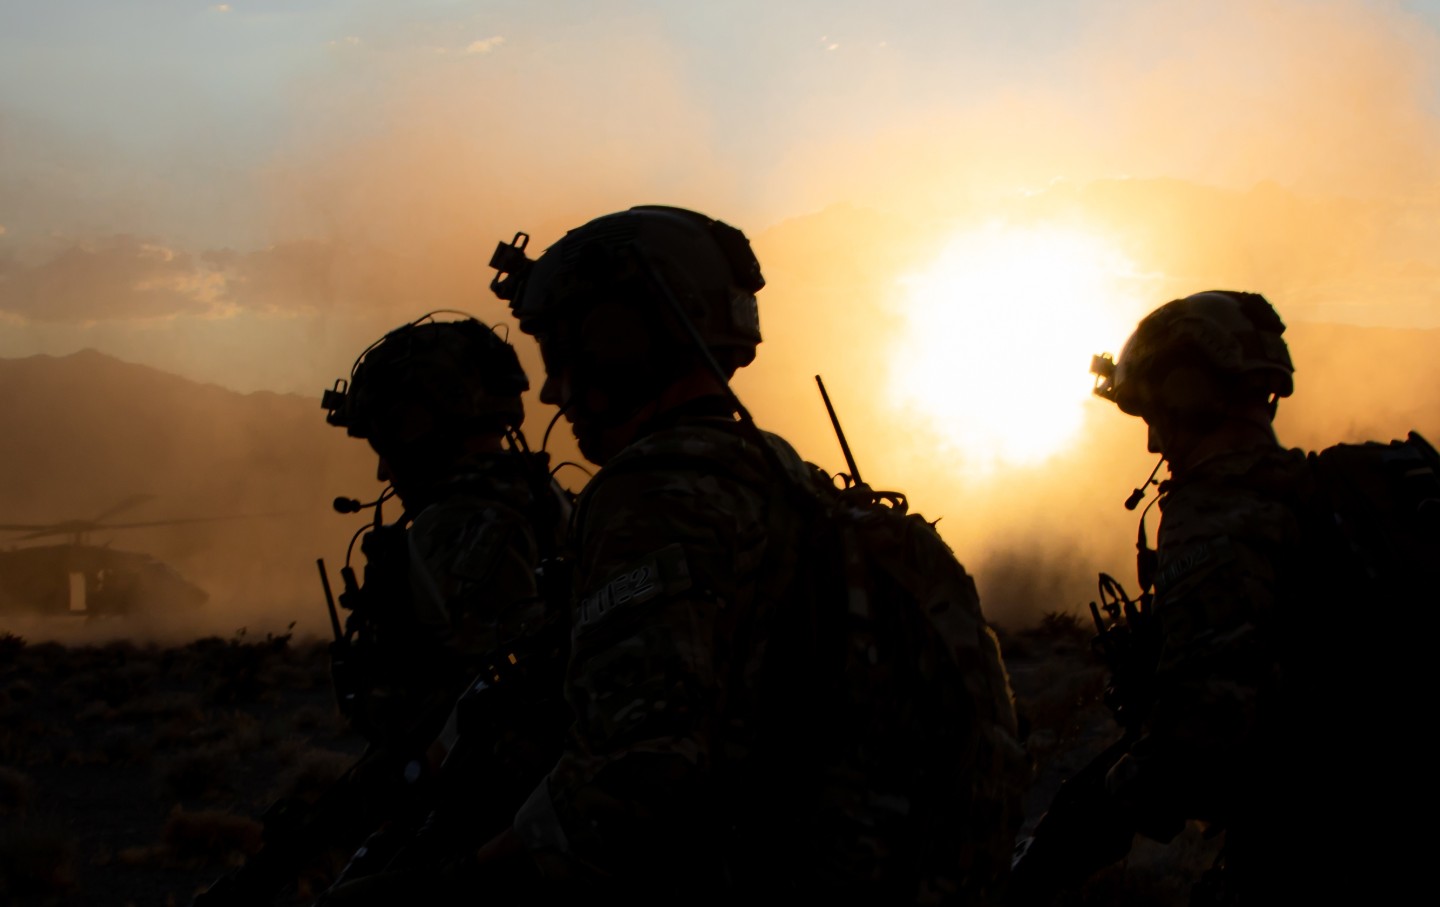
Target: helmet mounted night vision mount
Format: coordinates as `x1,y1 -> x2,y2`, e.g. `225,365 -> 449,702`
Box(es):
489,232 -> 533,303
1090,353 -> 1118,403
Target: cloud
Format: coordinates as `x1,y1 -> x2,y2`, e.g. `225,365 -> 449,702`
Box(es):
0,225 -> 7,236
464,36 -> 505,54
1008,178 -> 1440,327
773,0 -> 1440,215
212,3 -> 231,12
0,235 -> 431,323
0,236 -> 220,322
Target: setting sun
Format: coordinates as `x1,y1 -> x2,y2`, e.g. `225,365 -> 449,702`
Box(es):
888,222 -> 1149,471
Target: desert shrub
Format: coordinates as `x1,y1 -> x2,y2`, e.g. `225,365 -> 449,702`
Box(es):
203,629 -> 295,707
117,690 -> 205,723
0,730 -> 22,766
271,736 -> 308,770
0,766 -> 34,813
0,824 -> 74,899
73,699 -> 108,722
100,725 -> 155,766
160,806 -> 263,866
164,637 -> 226,684
74,699 -> 115,722
1,679 -> 35,704
273,748 -> 352,806
287,704 -> 336,734
59,744 -> 110,767
215,710 -> 266,754
302,651 -> 335,690
156,741 -> 240,799
115,843 -> 168,868
1012,652 -> 1110,781
0,632 -> 25,662
113,657 -> 160,694
100,639 -> 141,658
1001,634 -> 1032,659
17,642 -> 64,677
260,660 -> 316,692
54,669 -> 116,710
1041,609 -> 1091,639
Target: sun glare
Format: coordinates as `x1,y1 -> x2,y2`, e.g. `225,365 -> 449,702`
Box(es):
888,222 -> 1147,472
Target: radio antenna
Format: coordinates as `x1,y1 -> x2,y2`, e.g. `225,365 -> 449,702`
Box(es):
815,375 -> 863,485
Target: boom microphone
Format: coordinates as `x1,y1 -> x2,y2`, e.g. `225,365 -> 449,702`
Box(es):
333,496 -> 379,514
1124,456 -> 1167,511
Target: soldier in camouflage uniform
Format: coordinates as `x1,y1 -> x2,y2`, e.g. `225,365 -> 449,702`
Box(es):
1026,291 -> 1394,904
200,317 -> 571,905
461,205 -> 1021,904
322,316 -> 571,758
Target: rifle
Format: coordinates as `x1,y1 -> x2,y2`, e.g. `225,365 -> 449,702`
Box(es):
196,643 -> 555,906
194,550 -> 446,905
1008,573 -> 1165,905
1089,572 -> 1158,732
311,635 -> 571,902
1009,733 -> 1137,905
193,732 -> 438,906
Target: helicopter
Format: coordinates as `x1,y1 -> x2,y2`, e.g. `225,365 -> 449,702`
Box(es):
0,495 -> 241,617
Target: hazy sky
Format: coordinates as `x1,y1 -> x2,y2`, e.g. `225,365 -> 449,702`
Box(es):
2,0 -> 1439,393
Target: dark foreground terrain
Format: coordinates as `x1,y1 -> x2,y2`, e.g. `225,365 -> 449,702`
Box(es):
0,619 -> 1216,906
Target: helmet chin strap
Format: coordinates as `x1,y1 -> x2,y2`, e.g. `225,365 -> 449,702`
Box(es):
540,402 -> 569,454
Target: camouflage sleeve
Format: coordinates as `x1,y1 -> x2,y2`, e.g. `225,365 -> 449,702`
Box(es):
407,494 -> 546,670
514,462 -> 769,883
1106,481 -> 1299,829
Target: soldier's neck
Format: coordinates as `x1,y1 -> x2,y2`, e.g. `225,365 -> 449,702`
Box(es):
595,367 -> 736,462
1167,418 -> 1280,479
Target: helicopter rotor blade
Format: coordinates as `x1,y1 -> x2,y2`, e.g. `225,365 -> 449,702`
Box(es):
9,528 -> 73,542
3,519 -> 95,540
84,512 -> 295,531
90,517 -> 247,531
3,512 -> 292,542
0,496 -> 158,539
90,494 -> 157,525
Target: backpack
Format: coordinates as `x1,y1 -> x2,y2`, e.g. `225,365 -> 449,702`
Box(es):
752,460 -> 1029,903
1295,430 -> 1440,737
571,416 -> 1027,901
1306,432 -> 1440,907
1306,430 -> 1440,593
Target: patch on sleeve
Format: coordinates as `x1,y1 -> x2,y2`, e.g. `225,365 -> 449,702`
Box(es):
575,543 -> 692,635
1154,536 -> 1237,597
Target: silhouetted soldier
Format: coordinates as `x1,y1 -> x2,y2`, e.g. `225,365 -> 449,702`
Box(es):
320,316 -> 570,753
1014,291 -> 1438,905
395,205 -> 1023,905
199,316 -> 571,905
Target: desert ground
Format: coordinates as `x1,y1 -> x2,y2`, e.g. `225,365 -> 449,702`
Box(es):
0,615 -> 1221,906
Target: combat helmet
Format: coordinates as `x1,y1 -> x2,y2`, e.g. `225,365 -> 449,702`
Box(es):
489,205 -> 765,373
322,315 -> 528,450
1092,290 -> 1294,417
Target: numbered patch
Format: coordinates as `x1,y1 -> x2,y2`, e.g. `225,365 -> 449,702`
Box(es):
575,543 -> 692,635
1154,536 -> 1236,597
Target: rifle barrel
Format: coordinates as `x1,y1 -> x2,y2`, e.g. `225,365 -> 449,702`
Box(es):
317,558 -> 344,641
